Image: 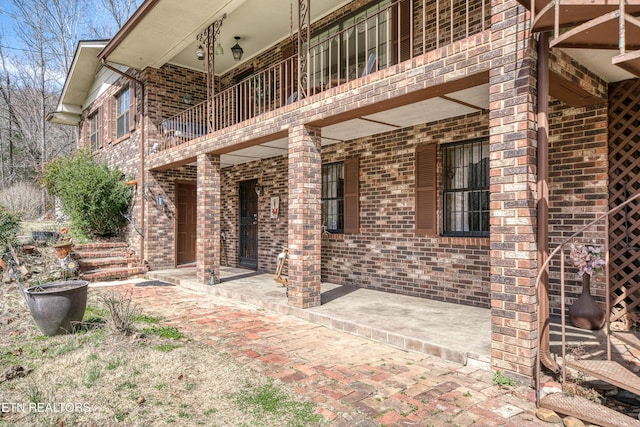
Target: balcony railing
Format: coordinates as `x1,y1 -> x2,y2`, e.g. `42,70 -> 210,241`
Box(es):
158,0 -> 490,150
212,55 -> 298,131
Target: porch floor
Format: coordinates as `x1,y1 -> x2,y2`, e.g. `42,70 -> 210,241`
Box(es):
146,266 -> 493,368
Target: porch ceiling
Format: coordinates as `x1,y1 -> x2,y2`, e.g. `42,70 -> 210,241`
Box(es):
218,84 -> 489,167
100,0 -> 350,75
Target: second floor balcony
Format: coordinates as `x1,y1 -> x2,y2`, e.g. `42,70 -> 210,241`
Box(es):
126,0 -> 491,150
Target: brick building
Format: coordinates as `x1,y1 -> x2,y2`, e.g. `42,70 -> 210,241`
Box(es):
50,0 -> 639,392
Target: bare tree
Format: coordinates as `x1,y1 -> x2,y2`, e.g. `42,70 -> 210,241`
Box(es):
101,0 -> 141,29
0,0 -> 142,212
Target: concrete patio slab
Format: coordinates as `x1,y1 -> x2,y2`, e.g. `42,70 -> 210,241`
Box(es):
146,266 -> 492,368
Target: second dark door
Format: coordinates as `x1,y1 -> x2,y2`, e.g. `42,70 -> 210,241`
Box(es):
239,180 -> 258,269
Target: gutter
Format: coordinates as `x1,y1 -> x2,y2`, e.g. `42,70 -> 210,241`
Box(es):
536,32 -> 561,378
100,59 -> 146,265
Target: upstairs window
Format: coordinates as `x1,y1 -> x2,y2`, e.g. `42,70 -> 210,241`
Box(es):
88,112 -> 99,151
442,139 -> 489,237
115,87 -> 130,139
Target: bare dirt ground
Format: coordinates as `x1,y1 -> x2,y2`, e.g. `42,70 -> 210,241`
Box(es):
0,244 -> 323,427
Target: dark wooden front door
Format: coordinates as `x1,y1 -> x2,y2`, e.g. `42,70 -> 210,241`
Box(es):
239,180 -> 258,269
176,182 -> 197,265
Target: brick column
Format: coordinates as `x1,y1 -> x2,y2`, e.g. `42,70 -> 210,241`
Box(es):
489,0 -> 538,383
197,153 -> 220,284
287,124 -> 322,308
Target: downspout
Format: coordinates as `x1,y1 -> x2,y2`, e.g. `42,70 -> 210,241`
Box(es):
100,59 -> 146,263
536,33 -> 561,375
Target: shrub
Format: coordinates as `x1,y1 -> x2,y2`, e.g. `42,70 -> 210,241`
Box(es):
0,205 -> 20,253
99,290 -> 141,336
42,150 -> 131,237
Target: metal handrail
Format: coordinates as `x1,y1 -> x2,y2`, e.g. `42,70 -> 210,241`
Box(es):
535,191 -> 640,405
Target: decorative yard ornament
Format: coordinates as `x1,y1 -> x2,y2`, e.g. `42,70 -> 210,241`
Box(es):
568,241 -> 606,330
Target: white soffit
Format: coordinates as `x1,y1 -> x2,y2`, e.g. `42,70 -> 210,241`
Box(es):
261,138 -> 288,150
362,98 -> 475,128
170,0 -> 351,74
105,0 -> 350,73
218,84 -> 490,166
322,118 -> 398,141
220,154 -> 254,167
60,41 -> 108,108
231,144 -> 286,159
445,84 -> 490,109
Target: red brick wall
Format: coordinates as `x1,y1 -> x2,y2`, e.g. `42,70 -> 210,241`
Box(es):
215,112 -> 491,307
488,0 -> 538,382
322,112 -> 491,307
80,73 -> 143,252
145,165 -> 197,269
548,100 -> 609,311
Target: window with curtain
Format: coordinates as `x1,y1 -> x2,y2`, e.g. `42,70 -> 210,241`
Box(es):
115,87 -> 130,139
322,162 -> 344,233
442,139 -> 489,237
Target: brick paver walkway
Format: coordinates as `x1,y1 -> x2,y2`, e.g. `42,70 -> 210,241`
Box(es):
99,282 -> 548,426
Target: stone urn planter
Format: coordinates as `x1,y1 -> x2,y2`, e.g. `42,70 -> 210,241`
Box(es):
24,280 -> 89,336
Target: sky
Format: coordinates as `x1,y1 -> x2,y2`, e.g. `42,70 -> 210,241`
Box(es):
0,1 -> 22,52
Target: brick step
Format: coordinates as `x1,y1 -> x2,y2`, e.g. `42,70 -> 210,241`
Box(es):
72,249 -> 130,259
73,242 -> 129,251
78,256 -> 139,270
80,266 -> 148,282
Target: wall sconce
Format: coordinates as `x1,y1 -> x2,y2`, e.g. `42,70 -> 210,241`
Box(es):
215,42 -> 224,56
231,36 -> 243,61
182,93 -> 193,104
150,143 -> 160,153
255,183 -> 263,196
157,194 -> 164,207
195,44 -> 205,60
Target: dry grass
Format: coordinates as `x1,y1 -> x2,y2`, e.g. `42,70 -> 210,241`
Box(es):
0,287 -> 324,427
0,182 -> 44,220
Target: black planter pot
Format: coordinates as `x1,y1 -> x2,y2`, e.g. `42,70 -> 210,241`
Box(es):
24,280 -> 89,336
